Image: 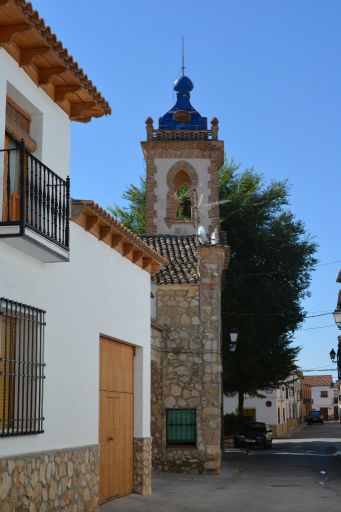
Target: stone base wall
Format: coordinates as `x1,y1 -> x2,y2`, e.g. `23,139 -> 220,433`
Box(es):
133,438 -> 152,496
153,447 -> 206,474
0,445 -> 98,512
272,419 -> 300,437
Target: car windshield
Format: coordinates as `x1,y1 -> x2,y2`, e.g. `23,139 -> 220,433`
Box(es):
240,424 -> 266,433
309,411 -> 320,417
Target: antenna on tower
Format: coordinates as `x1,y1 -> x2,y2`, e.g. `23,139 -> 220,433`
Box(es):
181,36 -> 185,76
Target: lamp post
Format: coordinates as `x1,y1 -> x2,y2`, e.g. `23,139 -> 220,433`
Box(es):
229,328 -> 238,352
330,343 -> 341,380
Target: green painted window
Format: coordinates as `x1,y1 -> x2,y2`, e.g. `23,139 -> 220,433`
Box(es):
167,409 -> 196,445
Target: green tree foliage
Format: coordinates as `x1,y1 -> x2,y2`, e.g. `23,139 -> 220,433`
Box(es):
108,176 -> 146,235
109,159 -> 317,416
219,159 -> 317,416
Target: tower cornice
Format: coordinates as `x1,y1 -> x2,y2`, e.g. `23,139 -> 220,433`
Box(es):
141,139 -> 224,168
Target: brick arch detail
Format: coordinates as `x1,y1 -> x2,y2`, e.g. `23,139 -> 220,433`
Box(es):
165,161 -> 199,227
166,160 -> 198,190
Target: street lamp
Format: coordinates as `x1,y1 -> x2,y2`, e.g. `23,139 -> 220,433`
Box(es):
330,348 -> 336,362
229,328 -> 238,352
329,344 -> 341,380
333,309 -> 341,329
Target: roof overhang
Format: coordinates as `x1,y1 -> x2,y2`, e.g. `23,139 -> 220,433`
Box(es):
0,0 -> 111,122
71,200 -> 166,275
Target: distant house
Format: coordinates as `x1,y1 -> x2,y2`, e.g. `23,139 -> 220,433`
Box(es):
303,375 -> 334,421
224,372 -> 304,436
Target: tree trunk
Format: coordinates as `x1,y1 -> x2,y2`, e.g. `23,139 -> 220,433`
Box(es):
238,391 -> 244,420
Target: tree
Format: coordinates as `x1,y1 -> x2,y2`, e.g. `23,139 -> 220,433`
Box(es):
219,159 -> 317,417
109,159 -> 317,417
108,176 -> 146,235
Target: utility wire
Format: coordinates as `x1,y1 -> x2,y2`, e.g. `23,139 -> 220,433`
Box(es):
228,259 -> 341,277
223,312 -> 332,318
302,368 -> 338,372
299,324 -> 337,331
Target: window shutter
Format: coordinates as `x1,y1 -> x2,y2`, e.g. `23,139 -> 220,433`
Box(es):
5,98 -> 37,153
0,316 -> 16,429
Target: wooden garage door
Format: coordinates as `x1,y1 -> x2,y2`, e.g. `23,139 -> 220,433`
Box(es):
99,338 -> 134,504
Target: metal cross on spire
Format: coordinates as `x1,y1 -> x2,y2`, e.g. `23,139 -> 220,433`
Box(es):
181,36 -> 185,76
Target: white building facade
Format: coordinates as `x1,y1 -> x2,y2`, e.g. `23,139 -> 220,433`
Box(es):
0,1 -> 163,509
303,375 -> 335,420
224,373 -> 303,436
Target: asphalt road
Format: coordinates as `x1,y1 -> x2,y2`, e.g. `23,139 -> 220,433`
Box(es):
101,422 -> 341,512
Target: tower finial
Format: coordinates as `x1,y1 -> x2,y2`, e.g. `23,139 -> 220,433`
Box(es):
181,36 -> 185,76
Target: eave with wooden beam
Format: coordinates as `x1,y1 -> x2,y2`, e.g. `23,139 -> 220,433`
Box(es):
71,200 -> 166,276
0,0 -> 111,122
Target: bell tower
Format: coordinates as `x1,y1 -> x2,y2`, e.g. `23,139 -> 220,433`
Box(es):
141,74 -> 224,236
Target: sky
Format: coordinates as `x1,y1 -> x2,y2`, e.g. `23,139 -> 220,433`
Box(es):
32,0 -> 341,376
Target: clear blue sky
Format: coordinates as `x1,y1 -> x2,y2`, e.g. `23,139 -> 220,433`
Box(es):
33,0 -> 341,376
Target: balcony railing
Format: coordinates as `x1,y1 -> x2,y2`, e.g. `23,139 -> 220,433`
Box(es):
303,398 -> 313,404
0,141 -> 70,252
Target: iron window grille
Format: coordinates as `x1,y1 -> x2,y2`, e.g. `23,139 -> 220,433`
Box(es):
166,409 -> 196,446
0,298 -> 46,436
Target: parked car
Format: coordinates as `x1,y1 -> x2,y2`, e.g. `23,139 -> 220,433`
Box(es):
234,422 -> 273,449
306,410 -> 324,425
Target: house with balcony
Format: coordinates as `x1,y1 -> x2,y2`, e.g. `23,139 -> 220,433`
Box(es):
303,375 -> 335,421
0,1 -> 164,509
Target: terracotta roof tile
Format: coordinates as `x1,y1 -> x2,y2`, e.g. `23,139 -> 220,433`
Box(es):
303,375 -> 333,387
140,234 -> 199,285
1,0 -> 111,119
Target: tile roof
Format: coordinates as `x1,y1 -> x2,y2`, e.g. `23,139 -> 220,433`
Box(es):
303,375 -> 333,387
140,234 -> 199,285
0,0 -> 111,120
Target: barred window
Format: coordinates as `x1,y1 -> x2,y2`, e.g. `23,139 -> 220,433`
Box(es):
167,409 -> 196,446
0,298 -> 45,436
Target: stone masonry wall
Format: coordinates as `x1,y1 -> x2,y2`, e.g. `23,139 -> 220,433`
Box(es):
152,285 -> 203,473
198,245 -> 226,472
151,246 -> 226,474
151,324 -> 164,465
0,445 -> 98,512
133,437 -> 152,496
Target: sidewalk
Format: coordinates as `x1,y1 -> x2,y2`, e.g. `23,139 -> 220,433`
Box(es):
275,422 -> 307,439
100,458 -> 241,512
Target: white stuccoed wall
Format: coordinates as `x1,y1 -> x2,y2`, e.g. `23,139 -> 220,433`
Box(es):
311,386 -> 334,416
0,48 -> 70,184
224,384 -> 301,426
0,222 -> 151,457
224,392 -> 278,425
154,158 -> 211,234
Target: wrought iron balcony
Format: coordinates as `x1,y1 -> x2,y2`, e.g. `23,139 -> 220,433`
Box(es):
0,141 -> 70,262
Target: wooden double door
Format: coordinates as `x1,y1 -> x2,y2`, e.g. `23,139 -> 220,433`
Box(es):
99,337 -> 134,504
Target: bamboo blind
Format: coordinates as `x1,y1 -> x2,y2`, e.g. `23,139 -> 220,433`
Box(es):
5,98 -> 36,153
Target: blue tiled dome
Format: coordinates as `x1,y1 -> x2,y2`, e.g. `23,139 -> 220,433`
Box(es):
174,75 -> 194,93
158,74 -> 207,131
